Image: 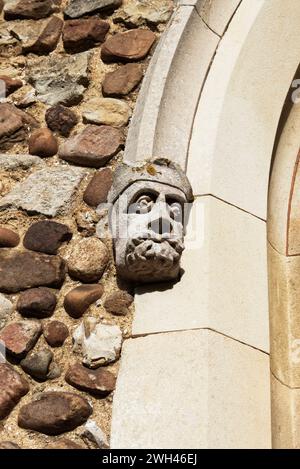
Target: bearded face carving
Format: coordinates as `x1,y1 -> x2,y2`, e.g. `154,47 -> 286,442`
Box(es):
108,159 -> 194,284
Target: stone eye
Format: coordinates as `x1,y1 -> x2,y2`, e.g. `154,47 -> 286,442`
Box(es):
135,194 -> 155,214
169,201 -> 183,221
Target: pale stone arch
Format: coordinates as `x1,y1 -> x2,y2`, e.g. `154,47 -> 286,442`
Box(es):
111,0 -> 300,448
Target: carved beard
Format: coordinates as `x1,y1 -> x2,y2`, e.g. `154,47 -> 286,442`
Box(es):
125,234 -> 184,278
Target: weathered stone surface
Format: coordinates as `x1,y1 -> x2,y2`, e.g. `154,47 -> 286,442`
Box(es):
20,348 -> 53,380
101,29 -> 156,63
25,220 -> 71,253
0,166 -> 86,217
82,419 -> 109,449
63,18 -> 109,52
75,208 -> 100,236
43,320 -> 69,347
47,438 -> 86,449
0,103 -> 38,150
0,294 -> 13,329
64,284 -> 104,319
17,288 -> 57,319
10,16 -> 63,54
0,153 -> 42,171
24,220 -> 72,255
45,104 -> 78,137
8,84 -> 37,108
0,320 -> 42,358
0,75 -> 23,96
67,237 -> 109,283
104,291 -> 133,316
115,0 -> 173,27
47,361 -> 61,380
73,317 -> 122,367
0,227 -> 20,247
0,441 -> 21,449
64,0 -> 121,18
59,125 -> 123,168
18,392 -> 93,435
0,251 -> 66,293
4,0 -> 57,20
102,63 -> 143,97
29,128 -> 58,158
82,97 -> 131,128
27,52 -> 91,106
83,168 -> 113,207
0,363 -> 29,419
66,362 -> 116,396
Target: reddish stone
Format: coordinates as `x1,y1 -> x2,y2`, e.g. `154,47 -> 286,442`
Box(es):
43,321 -> 69,347
104,290 -> 134,316
59,125 -> 123,168
29,128 -> 58,158
83,168 -> 113,207
64,284 -> 104,319
26,16 -> 63,54
0,321 -> 42,359
101,29 -> 156,63
17,288 -> 57,319
18,392 -> 93,435
23,220 -> 72,255
0,250 -> 66,294
65,362 -> 116,396
0,103 -> 38,150
0,76 -> 23,96
0,227 -> 20,247
0,363 -> 29,420
47,438 -> 86,449
4,0 -> 57,20
102,63 -> 143,97
45,104 -> 78,137
63,17 -> 109,52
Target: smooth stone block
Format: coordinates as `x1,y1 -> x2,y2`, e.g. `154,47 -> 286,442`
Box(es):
111,329 -> 271,449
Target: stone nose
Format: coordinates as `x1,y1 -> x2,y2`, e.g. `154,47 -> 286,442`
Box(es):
148,217 -> 173,236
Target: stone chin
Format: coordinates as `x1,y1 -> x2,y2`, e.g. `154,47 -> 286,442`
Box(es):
122,234 -> 185,283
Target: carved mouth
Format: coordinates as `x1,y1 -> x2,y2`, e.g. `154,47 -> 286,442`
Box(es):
125,235 -> 184,272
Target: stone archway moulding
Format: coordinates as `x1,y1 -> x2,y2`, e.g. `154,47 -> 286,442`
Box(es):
111,0 -> 300,448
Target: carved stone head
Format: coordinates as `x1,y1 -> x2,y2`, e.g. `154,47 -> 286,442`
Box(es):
108,159 -> 194,284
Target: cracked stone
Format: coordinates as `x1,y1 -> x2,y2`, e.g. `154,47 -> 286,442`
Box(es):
0,166 -> 86,217
26,52 -> 91,106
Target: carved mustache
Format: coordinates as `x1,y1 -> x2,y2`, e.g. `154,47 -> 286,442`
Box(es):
126,236 -> 184,266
